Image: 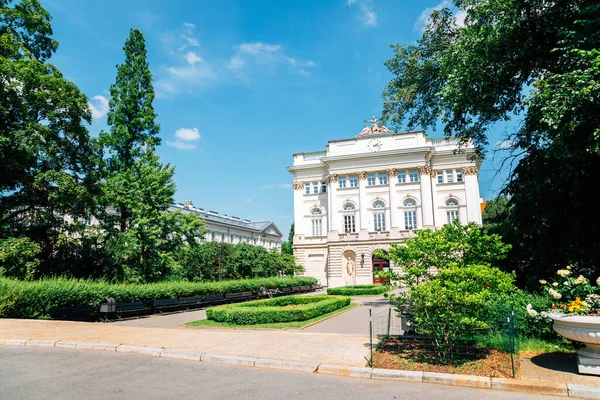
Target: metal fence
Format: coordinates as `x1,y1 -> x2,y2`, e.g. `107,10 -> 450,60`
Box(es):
368,307 -> 520,378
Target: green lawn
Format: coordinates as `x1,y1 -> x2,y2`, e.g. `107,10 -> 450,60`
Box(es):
186,302 -> 359,329
519,337 -> 577,355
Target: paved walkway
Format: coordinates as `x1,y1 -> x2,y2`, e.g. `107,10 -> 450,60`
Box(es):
0,319 -> 370,366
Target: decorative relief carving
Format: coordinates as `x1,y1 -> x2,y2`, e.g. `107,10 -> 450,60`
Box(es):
417,166 -> 431,176
386,168 -> 397,177
357,116 -> 391,137
357,171 -> 367,180
463,166 -> 479,175
325,174 -> 338,183
430,169 -> 439,178
292,181 -> 306,190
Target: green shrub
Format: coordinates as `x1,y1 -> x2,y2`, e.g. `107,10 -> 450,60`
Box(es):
0,276 -> 317,319
206,295 -> 350,325
327,284 -> 390,296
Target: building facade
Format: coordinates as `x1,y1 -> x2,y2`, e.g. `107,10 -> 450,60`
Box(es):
287,118 -> 482,288
171,201 -> 282,250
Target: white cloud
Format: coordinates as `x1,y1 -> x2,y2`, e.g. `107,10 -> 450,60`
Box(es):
245,198 -> 252,203
183,51 -> 203,65
495,140 -> 513,149
181,35 -> 199,47
183,22 -> 196,29
88,95 -> 109,119
361,6 -> 378,27
167,140 -> 197,150
229,42 -> 315,77
228,56 -> 245,70
167,64 -> 215,81
238,42 -> 281,55
415,1 -> 467,32
175,127 -> 201,141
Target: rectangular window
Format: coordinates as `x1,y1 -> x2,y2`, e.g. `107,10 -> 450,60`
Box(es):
446,170 -> 453,183
373,213 -> 386,231
447,210 -> 459,224
378,172 -> 388,185
339,176 -> 347,188
313,182 -> 319,194
344,215 -> 356,233
83,215 -> 92,226
312,219 -> 322,236
305,184 -> 310,194
456,169 -> 463,182
437,171 -> 444,184
409,169 -> 419,182
367,174 -> 376,186
398,171 -> 407,183
321,182 -> 327,193
349,175 -> 358,187
404,211 -> 417,230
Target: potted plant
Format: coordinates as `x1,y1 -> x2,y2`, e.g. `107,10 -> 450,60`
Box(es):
528,266 -> 600,375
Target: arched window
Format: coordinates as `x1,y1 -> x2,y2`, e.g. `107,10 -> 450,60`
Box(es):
310,208 -> 323,236
342,203 -> 356,233
373,201 -> 386,231
403,198 -> 417,230
446,199 -> 460,224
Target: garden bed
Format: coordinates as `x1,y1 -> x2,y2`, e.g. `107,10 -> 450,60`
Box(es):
327,284 -> 390,296
205,295 -> 351,325
373,337 -> 517,378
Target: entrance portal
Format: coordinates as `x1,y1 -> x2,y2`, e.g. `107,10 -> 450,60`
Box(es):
343,250 -> 356,286
372,252 -> 390,285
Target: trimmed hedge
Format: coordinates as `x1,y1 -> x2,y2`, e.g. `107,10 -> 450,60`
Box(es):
0,276 -> 317,319
326,284 -> 390,296
206,295 -> 350,325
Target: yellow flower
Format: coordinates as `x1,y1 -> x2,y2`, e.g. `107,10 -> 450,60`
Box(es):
539,280 -> 547,285
553,282 -> 559,287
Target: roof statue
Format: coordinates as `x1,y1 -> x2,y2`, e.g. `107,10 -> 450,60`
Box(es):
357,116 -> 391,136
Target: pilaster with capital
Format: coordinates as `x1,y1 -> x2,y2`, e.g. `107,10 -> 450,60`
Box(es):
293,181 -> 306,190
463,166 -> 482,224
388,169 -> 399,229
418,165 -> 435,228
357,171 -> 367,180
358,172 -> 368,231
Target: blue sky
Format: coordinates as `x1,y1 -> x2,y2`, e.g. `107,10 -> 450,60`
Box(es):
41,0 -> 517,239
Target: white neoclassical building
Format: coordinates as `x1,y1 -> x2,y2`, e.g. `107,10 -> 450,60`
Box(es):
171,201 -> 283,251
287,118 -> 483,288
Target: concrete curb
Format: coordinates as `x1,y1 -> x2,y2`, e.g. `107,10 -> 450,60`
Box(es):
4,339 -> 600,398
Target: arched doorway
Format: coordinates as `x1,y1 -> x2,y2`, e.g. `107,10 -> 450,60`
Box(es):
372,252 -> 390,285
343,250 -> 356,286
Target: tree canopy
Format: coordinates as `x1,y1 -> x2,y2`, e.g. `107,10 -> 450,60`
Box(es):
382,0 -> 600,284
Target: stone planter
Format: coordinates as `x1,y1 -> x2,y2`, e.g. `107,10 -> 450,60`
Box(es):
548,312 -> 600,375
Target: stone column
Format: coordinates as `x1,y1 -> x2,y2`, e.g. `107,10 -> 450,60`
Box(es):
357,171 -> 368,231
387,168 -> 398,229
418,166 -> 435,229
463,166 -> 482,225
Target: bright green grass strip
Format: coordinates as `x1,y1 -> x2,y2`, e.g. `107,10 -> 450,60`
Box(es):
520,337 -> 577,354
185,303 -> 358,329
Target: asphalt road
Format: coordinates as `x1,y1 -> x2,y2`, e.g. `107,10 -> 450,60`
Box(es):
0,347 -> 557,400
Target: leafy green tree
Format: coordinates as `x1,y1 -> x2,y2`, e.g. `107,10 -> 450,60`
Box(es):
382,0 -> 600,284
0,0 -> 101,277
379,221 -> 511,285
99,29 -> 204,282
0,237 -> 40,279
281,223 -> 294,255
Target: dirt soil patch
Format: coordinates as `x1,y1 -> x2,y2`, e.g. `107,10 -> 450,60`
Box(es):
373,337 -> 517,378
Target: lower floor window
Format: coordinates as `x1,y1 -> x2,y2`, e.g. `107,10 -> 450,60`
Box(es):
404,211 -> 417,230
312,219 -> 322,236
447,210 -> 459,224
344,215 -> 356,233
373,213 -> 385,231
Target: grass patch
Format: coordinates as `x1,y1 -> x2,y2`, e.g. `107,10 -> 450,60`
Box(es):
327,284 -> 390,296
520,337 -> 577,356
186,302 -> 358,329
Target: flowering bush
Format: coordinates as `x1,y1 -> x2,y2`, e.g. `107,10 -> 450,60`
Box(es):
529,266 -> 600,316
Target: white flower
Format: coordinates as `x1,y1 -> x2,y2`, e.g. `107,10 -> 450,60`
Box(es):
549,289 -> 562,299
557,269 -> 571,277
526,304 -> 538,317
540,311 -> 548,318
553,282 -> 559,287
539,280 -> 547,285
596,277 -> 600,286
575,275 -> 586,284
564,281 -> 569,286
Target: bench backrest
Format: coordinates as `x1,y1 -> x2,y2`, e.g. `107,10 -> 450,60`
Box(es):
179,296 -> 203,304
203,294 -> 225,301
153,298 -> 178,307
116,301 -> 146,311
281,287 -> 292,293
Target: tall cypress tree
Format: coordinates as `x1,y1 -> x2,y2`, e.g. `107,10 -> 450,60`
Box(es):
100,29 -> 204,281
